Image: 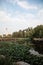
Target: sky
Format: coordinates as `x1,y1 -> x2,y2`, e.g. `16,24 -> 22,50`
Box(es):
0,0 -> 43,35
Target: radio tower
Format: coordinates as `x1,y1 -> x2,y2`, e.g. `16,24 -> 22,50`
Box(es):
5,28 -> 8,35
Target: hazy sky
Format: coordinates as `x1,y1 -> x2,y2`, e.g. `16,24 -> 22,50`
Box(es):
0,0 -> 43,35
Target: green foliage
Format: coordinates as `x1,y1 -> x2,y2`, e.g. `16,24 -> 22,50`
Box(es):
31,25 -> 43,54
0,25 -> 43,65
12,27 -> 34,38
0,25 -> 43,39
0,42 -> 43,65
33,25 -> 43,38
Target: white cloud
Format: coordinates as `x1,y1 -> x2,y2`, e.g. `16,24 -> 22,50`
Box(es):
0,0 -> 43,35
0,10 -> 25,22
37,9 -> 43,19
0,11 -> 10,22
6,0 -> 37,10
0,10 -> 34,22
0,10 -> 28,34
17,0 -> 37,10
0,10 -> 43,35
35,9 -> 43,24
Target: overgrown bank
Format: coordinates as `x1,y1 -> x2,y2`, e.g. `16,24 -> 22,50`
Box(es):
0,42 -> 43,65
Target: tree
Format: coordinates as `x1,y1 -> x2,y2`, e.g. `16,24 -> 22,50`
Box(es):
32,25 -> 43,38
0,35 -> 2,38
32,25 -> 43,54
22,30 -> 25,38
12,32 -> 18,38
6,34 -> 12,38
3,34 -> 6,38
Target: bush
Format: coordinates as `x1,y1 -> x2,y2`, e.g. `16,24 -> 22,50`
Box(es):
0,42 -> 43,65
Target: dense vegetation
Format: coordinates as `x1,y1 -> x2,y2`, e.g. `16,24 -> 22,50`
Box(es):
32,25 -> 43,38
0,42 -> 43,65
0,25 -> 43,65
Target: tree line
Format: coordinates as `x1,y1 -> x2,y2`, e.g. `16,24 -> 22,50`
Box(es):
0,25 -> 43,38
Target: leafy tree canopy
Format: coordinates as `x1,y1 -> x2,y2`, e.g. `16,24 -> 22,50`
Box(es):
33,25 -> 43,38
